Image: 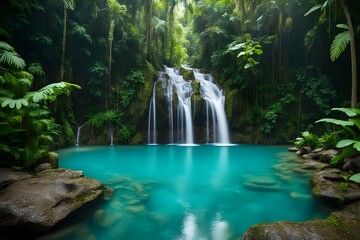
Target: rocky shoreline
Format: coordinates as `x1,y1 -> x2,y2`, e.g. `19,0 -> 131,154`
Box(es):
241,147 -> 360,240
0,166 -> 103,239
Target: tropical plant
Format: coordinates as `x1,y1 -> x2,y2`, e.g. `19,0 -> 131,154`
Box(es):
316,108 -> 360,164
0,41 -> 80,168
227,38 -> 263,69
305,0 -> 357,108
294,131 -> 321,150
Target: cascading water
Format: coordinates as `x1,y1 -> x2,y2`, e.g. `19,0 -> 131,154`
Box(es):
76,123 -> 86,146
193,70 -> 230,144
148,66 -> 230,145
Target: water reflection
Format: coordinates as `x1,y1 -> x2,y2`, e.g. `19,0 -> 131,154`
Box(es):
178,212 -> 231,240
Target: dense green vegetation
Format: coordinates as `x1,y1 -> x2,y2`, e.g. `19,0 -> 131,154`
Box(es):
0,0 -> 359,167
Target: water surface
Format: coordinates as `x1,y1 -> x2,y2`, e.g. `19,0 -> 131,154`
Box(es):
45,145 -> 329,239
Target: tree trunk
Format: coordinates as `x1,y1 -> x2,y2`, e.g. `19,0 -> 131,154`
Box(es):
106,19 -> 115,110
340,0 -> 357,108
59,6 -> 67,82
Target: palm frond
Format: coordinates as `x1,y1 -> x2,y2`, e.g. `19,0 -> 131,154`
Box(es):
330,31 -> 350,62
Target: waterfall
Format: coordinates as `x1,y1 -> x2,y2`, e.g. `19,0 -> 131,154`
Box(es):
148,81 -> 158,144
165,67 -> 194,144
147,66 -> 230,145
109,123 -> 114,145
76,123 -> 86,146
194,70 -> 230,144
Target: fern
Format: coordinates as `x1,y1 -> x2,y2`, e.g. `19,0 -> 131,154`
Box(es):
330,30 -> 350,62
0,41 -> 26,69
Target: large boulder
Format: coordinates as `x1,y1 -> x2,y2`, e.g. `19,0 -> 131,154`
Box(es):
241,201 -> 360,240
0,168 -> 103,235
311,169 -> 360,202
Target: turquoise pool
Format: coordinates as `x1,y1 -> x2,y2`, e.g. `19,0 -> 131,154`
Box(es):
43,145 -> 330,239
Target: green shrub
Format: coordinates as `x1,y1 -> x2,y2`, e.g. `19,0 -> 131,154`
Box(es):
294,131 -> 320,149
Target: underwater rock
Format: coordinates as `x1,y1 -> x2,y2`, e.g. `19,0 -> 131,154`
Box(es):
290,192 -> 312,199
103,186 -> 115,201
0,168 -> 103,235
243,176 -> 283,191
127,205 -> 146,214
301,161 -> 329,171
311,169 -> 360,202
241,201 -> 360,240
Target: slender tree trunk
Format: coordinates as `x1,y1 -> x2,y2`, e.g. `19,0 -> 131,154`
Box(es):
340,0 -> 357,108
59,6 -> 67,82
145,0 -> 153,62
106,19 -> 115,110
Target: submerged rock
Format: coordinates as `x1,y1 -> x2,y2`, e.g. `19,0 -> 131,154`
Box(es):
0,168 -> 103,235
241,201 -> 360,240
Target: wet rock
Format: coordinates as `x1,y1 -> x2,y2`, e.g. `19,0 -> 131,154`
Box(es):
35,163 -> 52,173
311,169 -> 360,202
301,160 -> 329,171
103,186 -> 114,201
0,168 -> 103,235
319,149 -> 338,162
343,156 -> 360,172
241,201 -> 360,240
296,147 -> 312,156
288,147 -> 299,152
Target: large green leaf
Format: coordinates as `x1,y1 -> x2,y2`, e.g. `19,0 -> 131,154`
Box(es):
332,107 -> 360,117
349,173 -> 360,183
336,139 -> 355,148
315,118 -> 354,126
330,31 -> 350,62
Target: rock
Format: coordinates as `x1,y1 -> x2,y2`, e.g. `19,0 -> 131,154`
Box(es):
103,186 -> 114,201
127,205 -> 146,214
241,201 -> 360,240
319,149 -> 338,162
311,169 -> 360,202
35,163 -> 52,173
0,168 -> 33,190
0,168 -> 103,235
343,156 -> 360,172
47,152 -> 59,168
296,147 -> 312,156
301,161 -> 329,171
288,147 -> 299,152
243,175 -> 284,191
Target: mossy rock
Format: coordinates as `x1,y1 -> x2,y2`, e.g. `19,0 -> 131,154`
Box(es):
241,201 -> 360,240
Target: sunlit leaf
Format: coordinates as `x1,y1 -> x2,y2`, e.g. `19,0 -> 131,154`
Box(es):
304,4 -> 322,16
353,142 -> 360,151
336,24 -> 348,30
315,118 -> 354,126
330,31 -> 350,62
332,107 -> 359,117
349,173 -> 360,183
336,139 -> 355,148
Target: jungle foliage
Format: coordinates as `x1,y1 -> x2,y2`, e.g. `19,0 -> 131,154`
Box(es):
0,0 -> 359,166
